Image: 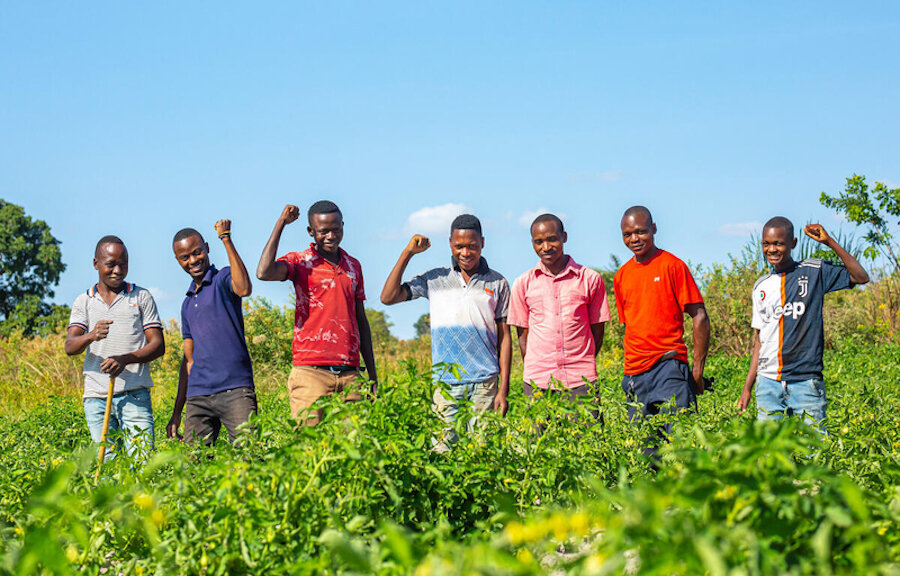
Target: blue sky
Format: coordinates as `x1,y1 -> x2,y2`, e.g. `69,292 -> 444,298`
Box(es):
2,2 -> 898,338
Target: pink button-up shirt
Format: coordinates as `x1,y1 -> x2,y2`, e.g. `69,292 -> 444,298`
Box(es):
508,257 -> 610,389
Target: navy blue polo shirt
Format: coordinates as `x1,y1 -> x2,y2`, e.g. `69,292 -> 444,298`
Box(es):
181,265 -> 254,397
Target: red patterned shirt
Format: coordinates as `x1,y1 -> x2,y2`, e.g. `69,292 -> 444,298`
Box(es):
277,244 -> 366,366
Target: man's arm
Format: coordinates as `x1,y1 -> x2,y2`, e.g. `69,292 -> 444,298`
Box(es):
590,323 -> 605,358
804,224 -> 870,285
215,219 -> 252,297
100,327 -> 165,378
738,331 -> 761,413
256,205 -> 300,282
494,320 -> 512,415
166,339 -> 193,439
685,303 -> 710,394
515,326 -> 528,360
355,301 -> 378,397
65,320 -> 112,356
380,235 -> 430,305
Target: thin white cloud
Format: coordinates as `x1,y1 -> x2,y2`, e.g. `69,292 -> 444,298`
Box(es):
518,208 -> 568,229
717,221 -> 763,237
147,286 -> 172,302
566,170 -> 624,184
405,203 -> 470,235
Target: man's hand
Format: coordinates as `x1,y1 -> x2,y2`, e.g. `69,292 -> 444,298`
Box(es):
404,235 -> 431,255
803,223 -> 832,245
692,366 -> 705,395
166,415 -> 183,440
737,389 -> 753,414
369,380 -> 378,401
215,218 -> 232,238
100,355 -> 128,378
89,320 -> 113,342
280,205 -> 301,225
493,393 -> 509,416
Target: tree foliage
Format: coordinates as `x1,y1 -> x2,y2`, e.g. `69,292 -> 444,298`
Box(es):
413,313 -> 430,338
365,308 -> 396,348
0,199 -> 66,332
820,174 -> 900,271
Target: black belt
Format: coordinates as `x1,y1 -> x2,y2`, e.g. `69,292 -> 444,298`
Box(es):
310,365 -> 363,374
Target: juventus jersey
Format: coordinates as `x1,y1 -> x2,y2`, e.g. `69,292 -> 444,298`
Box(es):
751,258 -> 852,381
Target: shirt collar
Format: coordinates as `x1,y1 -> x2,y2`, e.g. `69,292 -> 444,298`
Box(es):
88,282 -> 133,297
451,256 -> 490,276
536,256 -> 581,279
309,243 -> 347,267
186,265 -> 218,296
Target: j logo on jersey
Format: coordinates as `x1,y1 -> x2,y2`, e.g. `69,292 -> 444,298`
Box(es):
798,275 -> 809,298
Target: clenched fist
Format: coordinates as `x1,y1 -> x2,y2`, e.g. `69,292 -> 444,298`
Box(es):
404,234 -> 431,256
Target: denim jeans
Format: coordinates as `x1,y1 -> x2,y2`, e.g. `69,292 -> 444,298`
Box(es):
432,376 -> 498,452
756,376 -> 826,429
83,387 -> 155,460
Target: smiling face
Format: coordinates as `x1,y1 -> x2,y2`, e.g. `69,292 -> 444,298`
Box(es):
761,225 -> 797,271
94,243 -> 129,290
450,228 -> 484,274
530,220 -> 567,271
173,233 -> 211,282
308,212 -> 344,257
620,212 -> 657,262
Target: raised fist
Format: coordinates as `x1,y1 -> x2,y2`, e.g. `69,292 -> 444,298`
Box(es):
281,205 -> 301,225
214,219 -> 232,237
405,234 -> 431,255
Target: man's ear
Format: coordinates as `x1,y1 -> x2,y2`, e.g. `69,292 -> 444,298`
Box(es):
93,257 -> 99,271
480,236 -> 485,248
307,225 -> 315,238
791,237 -> 798,249
652,222 -> 658,235
561,231 -> 568,244
204,242 -> 210,253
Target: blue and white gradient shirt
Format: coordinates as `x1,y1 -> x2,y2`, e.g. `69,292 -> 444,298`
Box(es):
404,258 -> 510,384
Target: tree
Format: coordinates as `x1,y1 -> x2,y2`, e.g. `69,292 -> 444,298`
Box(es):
414,313 -> 431,338
365,308 -> 396,348
820,175 -> 900,272
0,200 -> 66,333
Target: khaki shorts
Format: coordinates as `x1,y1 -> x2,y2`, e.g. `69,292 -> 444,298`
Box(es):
287,365 -> 364,426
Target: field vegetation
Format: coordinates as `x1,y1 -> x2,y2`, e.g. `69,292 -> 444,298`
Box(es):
1,235 -> 900,574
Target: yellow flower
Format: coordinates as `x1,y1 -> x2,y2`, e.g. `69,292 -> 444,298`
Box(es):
583,552 -> 606,573
151,509 -> 165,526
516,548 -> 534,564
66,545 -> 79,563
133,492 -> 154,511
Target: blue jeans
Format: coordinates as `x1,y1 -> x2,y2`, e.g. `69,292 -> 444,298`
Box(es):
84,387 -> 155,460
432,377 -> 498,452
756,376 -> 826,429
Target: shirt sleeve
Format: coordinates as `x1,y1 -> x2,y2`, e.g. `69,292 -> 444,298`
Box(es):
821,261 -> 853,294
750,286 -> 764,331
181,299 -> 192,340
68,294 -> 88,331
139,290 -> 164,331
406,268 -> 438,301
613,271 -> 626,325
276,252 -> 299,283
506,275 -> 529,328
588,274 -> 611,324
495,278 -> 511,321
671,259 -> 704,311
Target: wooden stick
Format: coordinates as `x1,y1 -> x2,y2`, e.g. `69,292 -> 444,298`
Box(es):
94,376 -> 115,484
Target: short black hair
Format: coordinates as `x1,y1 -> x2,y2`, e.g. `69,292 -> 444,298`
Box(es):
450,214 -> 482,236
622,205 -> 653,224
95,235 -> 125,258
530,213 -> 565,235
173,227 -> 204,245
764,216 -> 794,238
308,200 -> 342,224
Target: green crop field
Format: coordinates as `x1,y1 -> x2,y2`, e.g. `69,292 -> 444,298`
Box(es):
1,318 -> 899,575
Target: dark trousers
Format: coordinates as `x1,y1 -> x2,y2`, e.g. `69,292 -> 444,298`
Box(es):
185,386 -> 258,446
523,381 -> 602,433
622,359 -> 696,461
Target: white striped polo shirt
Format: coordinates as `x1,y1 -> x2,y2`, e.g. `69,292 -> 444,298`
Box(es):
68,283 -> 163,399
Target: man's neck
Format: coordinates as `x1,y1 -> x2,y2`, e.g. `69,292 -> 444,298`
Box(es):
774,258 -> 796,273
97,281 -> 124,304
321,250 -> 341,265
634,246 -> 659,264
544,255 -> 568,276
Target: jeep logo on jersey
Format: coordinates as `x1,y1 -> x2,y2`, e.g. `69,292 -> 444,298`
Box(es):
798,275 -> 809,298
760,301 -> 807,321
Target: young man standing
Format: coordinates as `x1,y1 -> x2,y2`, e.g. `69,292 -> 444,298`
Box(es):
380,214 -> 511,451
507,214 -> 610,424
738,219 -> 868,426
256,202 -> 377,425
614,206 -> 710,456
65,236 -> 165,456
166,220 -> 257,445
